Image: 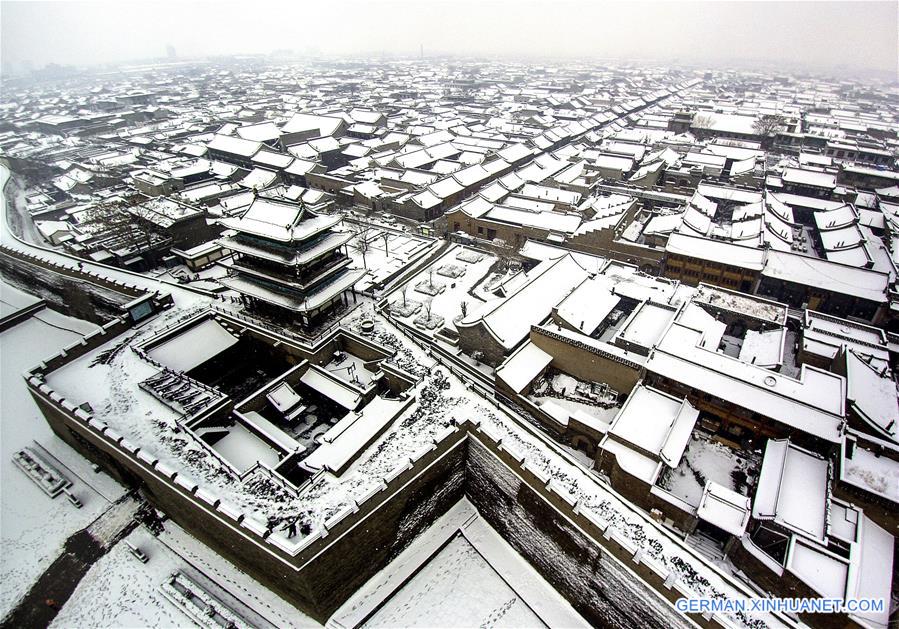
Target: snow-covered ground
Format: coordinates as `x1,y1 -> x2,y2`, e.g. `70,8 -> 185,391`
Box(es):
658,433 -> 759,507
340,223 -> 437,292
365,534 -> 545,628
387,244 -> 497,335
841,445 -> 899,503
0,298 -> 126,619
337,499 -> 586,629
157,523 -> 320,628
530,372 -> 620,429
50,527 -> 195,629
52,522 -> 320,629
0,279 -> 41,316
0,164 -> 793,629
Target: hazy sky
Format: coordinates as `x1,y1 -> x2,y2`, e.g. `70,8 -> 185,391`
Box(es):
1,1 -> 896,76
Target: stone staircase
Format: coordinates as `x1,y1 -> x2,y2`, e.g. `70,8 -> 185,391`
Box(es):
686,530 -> 725,563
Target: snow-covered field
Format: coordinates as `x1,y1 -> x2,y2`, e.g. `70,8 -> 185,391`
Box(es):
0,300 -> 126,619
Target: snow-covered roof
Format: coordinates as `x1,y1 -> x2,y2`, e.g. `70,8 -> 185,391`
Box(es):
146,318 -> 238,373
218,268 -> 365,313
503,196 -> 555,213
236,121 -> 282,143
239,168 -> 278,190
348,108 -> 385,125
615,301 -> 676,350
252,150 -> 294,170
282,112 -> 345,137
679,205 -> 712,236
729,156 -> 757,177
752,439 -> 830,541
771,192 -> 843,212
284,158 -> 319,177
786,537 -> 848,599
495,342 -> 553,394
428,177 -> 464,200
520,183 -> 581,206
693,284 -> 787,325
207,134 -> 262,157
35,219 -> 72,239
302,396 -> 410,474
762,250 -> 888,304
844,350 -> 898,443
592,154 -> 633,171
219,197 -> 339,243
782,167 -> 836,190
688,191 -> 718,217
676,302 -> 727,350
647,322 -> 845,443
580,194 -> 636,218
785,512 -> 893,628
666,232 -> 766,270
696,183 -> 762,205
496,142 -> 532,163
643,212 -> 685,237
553,276 -> 621,336
813,204 -> 857,231
458,254 -> 589,351
605,384 -> 698,468
691,112 -> 758,136
599,437 -> 661,483
738,328 -> 784,369
696,481 -> 751,536
483,206 -> 581,235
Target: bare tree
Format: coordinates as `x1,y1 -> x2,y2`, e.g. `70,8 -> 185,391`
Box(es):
753,114 -> 787,144
381,231 -> 390,257
81,201 -> 156,253
691,113 -> 715,141
354,225 -> 371,269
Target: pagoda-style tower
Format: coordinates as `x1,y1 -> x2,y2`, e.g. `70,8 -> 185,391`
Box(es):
217,197 -> 363,328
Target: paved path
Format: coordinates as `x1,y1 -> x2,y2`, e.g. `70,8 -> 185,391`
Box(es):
0,497 -> 139,628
